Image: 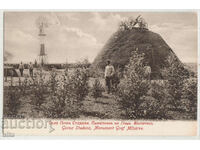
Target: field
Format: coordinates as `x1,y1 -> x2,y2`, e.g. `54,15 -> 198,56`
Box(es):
3,62 -> 197,120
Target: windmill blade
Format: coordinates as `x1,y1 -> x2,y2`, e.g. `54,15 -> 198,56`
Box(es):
135,15 -> 141,21
36,16 -> 49,28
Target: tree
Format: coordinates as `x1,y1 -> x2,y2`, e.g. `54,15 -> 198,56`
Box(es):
162,53 -> 189,110
117,49 -> 150,119
90,78 -> 104,100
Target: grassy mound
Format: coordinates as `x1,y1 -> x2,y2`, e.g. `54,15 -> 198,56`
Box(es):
92,27 -> 187,79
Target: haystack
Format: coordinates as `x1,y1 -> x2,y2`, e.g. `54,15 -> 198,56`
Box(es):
92,27 -> 189,79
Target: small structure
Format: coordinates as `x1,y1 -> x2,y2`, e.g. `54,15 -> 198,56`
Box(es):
134,15 -> 148,29
119,15 -> 148,31
4,65 -> 19,77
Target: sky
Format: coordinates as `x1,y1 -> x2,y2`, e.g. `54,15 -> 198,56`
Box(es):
4,12 -> 197,63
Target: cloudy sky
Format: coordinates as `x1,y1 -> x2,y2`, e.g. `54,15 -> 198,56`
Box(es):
4,12 -> 197,63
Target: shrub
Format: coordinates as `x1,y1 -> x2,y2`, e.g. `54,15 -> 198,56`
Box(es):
41,70 -> 67,118
42,95 -> 78,118
67,68 -> 90,103
18,77 -> 30,96
119,17 -> 148,31
162,54 -> 189,110
116,49 -> 150,119
48,70 -> 59,95
139,81 -> 172,119
116,49 -> 179,120
111,71 -> 121,93
90,78 -> 104,100
42,67 -> 89,118
43,70 -> 77,118
4,77 -> 32,118
30,71 -> 49,110
180,78 -> 197,119
4,85 -> 22,118
87,67 -> 104,78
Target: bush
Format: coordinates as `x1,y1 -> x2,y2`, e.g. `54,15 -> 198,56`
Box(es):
119,17 -> 148,31
117,79 -> 150,119
4,76 -> 33,118
42,67 -> 89,118
18,77 -> 30,96
67,68 -> 90,102
90,78 -> 104,99
139,81 -> 172,119
48,70 -> 59,95
30,71 -> 49,110
180,78 -> 197,118
42,94 -> 79,118
162,54 -> 189,110
111,71 -> 121,93
116,49 -> 179,120
116,49 -> 150,119
41,70 -> 66,118
4,86 -> 21,117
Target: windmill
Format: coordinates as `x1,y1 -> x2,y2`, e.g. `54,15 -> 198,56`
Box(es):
36,16 -> 49,66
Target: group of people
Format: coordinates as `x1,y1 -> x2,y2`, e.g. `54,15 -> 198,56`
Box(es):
18,62 -> 34,77
104,60 -> 151,94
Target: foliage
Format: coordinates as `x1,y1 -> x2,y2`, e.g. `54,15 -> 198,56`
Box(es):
162,53 -> 189,109
67,68 -> 90,102
139,81 -> 172,120
119,17 -> 148,31
116,49 -> 181,120
116,49 -> 150,119
42,66 -> 90,118
110,70 -> 121,93
18,77 -> 29,96
4,86 -> 21,117
4,54 -> 197,120
90,78 -> 104,99
48,70 -> 59,95
30,70 -> 49,109
180,78 -> 197,119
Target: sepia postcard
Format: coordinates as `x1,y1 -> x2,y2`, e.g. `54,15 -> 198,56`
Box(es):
1,11 -> 199,137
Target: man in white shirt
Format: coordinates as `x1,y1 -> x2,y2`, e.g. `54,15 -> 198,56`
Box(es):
144,63 -> 151,80
105,60 -> 115,94
19,62 -> 24,77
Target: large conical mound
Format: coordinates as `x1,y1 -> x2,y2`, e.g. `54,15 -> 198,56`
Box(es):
92,27 -> 189,79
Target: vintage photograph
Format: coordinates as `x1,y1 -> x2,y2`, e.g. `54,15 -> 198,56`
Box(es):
3,12 -> 197,122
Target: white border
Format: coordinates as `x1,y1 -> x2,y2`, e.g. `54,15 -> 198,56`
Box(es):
198,10 -> 200,139
0,10 -> 3,138
0,9 -> 199,139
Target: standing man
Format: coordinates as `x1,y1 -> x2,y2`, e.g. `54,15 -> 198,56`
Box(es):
105,60 -> 115,94
19,62 -> 24,77
29,62 -> 34,77
144,63 -> 151,81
